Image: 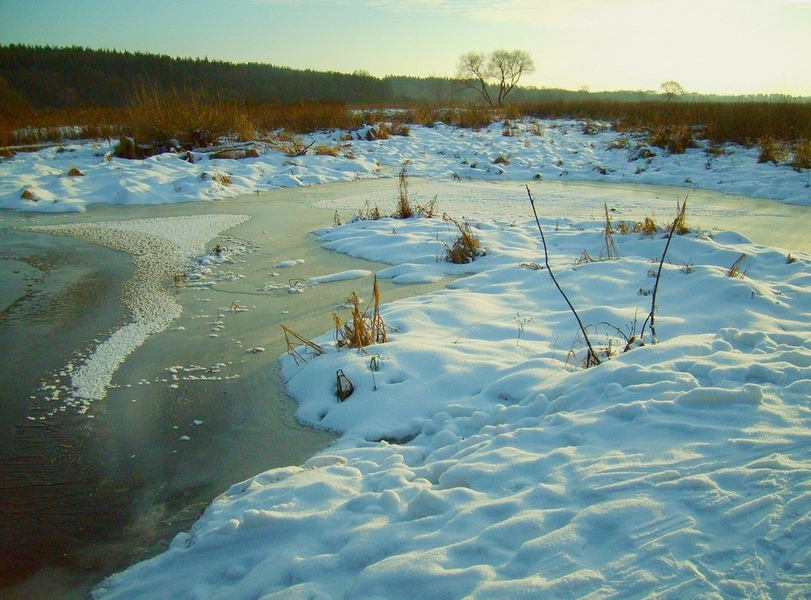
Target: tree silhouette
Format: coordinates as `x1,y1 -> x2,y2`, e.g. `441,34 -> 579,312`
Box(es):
457,49 -> 535,106
661,81 -> 685,102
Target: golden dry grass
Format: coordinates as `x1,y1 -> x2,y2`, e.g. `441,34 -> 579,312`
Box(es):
443,213 -> 483,264
333,277 -> 390,352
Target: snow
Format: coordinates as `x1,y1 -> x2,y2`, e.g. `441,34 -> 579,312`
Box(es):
3,119 -> 811,598
2,120 -> 810,213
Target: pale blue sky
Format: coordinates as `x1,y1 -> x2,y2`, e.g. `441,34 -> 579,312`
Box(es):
1,0 -> 809,96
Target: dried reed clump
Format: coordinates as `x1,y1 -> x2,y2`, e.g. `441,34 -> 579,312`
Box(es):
758,137 -> 790,165
443,213 -> 483,264
333,276 -> 391,352
493,153 -> 510,165
395,167 -> 413,219
21,188 -> 36,201
727,253 -> 748,278
313,144 -> 341,156
363,123 -> 390,141
113,136 -> 145,159
618,217 -> 658,237
359,201 -> 381,220
212,171 -> 231,186
66,166 -> 84,177
415,195 -> 438,219
281,325 -> 324,364
673,199 -> 689,235
791,139 -> 811,170
647,125 -> 697,154
391,123 -> 411,136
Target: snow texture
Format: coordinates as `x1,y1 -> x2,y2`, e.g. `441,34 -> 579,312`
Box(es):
3,119 -> 810,599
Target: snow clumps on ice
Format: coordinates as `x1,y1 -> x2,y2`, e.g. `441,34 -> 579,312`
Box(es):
19,214 -> 249,409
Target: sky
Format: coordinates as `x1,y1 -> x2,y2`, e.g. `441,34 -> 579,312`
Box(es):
0,0 -> 809,96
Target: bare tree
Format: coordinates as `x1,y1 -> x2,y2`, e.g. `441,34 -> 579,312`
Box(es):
457,49 -> 535,106
660,80 -> 685,101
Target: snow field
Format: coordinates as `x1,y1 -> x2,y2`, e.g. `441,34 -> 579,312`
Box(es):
2,119 -> 810,214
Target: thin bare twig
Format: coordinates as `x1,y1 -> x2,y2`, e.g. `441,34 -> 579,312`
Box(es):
526,185 -> 601,368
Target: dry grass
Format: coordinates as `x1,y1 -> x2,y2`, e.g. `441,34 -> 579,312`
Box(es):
213,171 -> 231,186
395,167 -> 413,218
618,217 -> 658,237
673,199 -> 689,235
333,277 -> 390,352
415,195 -> 438,218
5,95 -> 811,176
281,325 -> 325,364
758,138 -> 790,165
727,253 -> 748,278
313,144 -> 341,156
792,139 -> 811,170
647,125 -> 697,154
443,213 -> 483,264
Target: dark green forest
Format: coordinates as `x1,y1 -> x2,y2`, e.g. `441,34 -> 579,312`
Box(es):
0,45 -> 394,109
2,44 -> 805,112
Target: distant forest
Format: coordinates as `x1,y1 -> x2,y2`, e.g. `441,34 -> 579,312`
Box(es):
0,44 -> 806,112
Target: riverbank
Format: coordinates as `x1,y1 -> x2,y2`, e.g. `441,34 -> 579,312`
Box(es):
1,180 -> 449,598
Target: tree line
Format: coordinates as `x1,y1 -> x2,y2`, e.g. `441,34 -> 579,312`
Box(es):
2,45 -> 806,115
0,45 -> 394,109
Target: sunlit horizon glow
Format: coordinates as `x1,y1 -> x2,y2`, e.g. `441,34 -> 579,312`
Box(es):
1,0 -> 809,97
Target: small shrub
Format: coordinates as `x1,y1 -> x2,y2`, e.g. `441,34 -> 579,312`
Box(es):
493,154 -> 510,165
66,166 -> 84,177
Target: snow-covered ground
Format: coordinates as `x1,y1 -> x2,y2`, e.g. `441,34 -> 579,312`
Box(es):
2,119 -> 810,213
3,120 -> 811,598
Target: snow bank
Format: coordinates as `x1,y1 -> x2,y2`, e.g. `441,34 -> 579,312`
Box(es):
94,208 -> 811,599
